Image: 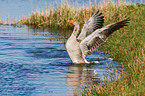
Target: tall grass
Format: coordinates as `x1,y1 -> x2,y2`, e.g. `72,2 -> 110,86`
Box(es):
8,0 -> 145,95
0,15 -> 17,25
18,0 -> 132,29
82,2 -> 145,96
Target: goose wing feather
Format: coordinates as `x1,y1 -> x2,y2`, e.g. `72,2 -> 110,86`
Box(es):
77,10 -> 104,41
80,18 -> 130,55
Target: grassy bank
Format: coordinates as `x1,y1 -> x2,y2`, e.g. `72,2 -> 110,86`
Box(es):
16,0 -> 132,29
12,0 -> 145,95
82,2 -> 145,96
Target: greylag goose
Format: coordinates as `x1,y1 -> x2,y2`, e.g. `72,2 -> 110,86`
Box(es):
66,10 -> 130,64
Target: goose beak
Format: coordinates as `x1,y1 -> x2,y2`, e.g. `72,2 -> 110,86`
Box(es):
68,20 -> 73,23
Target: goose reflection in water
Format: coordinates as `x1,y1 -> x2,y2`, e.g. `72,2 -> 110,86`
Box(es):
67,64 -> 101,95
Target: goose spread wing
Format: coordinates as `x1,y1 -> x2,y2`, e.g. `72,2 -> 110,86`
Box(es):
80,18 -> 130,55
100,18 -> 130,37
77,10 -> 104,41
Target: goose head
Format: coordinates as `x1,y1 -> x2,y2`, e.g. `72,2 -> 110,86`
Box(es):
68,19 -> 80,36
68,19 -> 79,26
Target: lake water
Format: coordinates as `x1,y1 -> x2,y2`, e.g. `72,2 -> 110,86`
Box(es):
0,0 -> 144,96
0,24 -> 122,96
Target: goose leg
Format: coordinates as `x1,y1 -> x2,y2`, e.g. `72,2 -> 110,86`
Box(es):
82,54 -> 89,63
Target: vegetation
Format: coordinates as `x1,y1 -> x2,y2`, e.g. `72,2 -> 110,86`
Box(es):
19,0 -> 145,95
1,0 -> 145,95
82,2 -> 145,96
16,0 -> 132,29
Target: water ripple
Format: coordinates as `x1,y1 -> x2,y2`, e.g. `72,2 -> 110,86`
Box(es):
0,25 -> 121,96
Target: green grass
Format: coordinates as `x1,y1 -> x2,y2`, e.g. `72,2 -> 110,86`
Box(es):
2,0 -> 145,95
81,2 -> 145,96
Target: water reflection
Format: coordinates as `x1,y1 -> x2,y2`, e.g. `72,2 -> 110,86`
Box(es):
67,64 -> 101,95
66,60 -> 122,95
27,25 -> 72,46
0,25 -> 121,96
27,25 -> 72,36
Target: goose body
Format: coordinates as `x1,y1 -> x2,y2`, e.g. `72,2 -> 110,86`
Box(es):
66,33 -> 87,63
66,11 -> 129,64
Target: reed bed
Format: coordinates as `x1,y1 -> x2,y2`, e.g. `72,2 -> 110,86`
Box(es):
0,15 -> 10,25
17,0 -> 132,29
0,15 -> 17,25
3,0 -> 145,95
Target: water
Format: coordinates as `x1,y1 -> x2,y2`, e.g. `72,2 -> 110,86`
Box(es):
0,0 -> 143,96
0,25 -> 122,96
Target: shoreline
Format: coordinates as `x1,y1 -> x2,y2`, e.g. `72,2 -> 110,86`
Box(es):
0,0 -> 145,95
